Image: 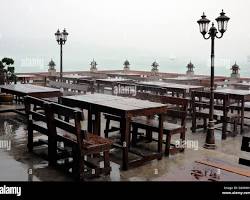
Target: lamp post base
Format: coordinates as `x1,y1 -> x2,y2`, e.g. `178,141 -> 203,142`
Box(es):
204,120 -> 216,149
203,143 -> 216,149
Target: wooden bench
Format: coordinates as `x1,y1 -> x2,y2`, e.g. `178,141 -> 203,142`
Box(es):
24,96 -> 113,180
130,92 -> 189,156
48,103 -> 113,180
191,91 -> 240,139
24,96 -> 55,162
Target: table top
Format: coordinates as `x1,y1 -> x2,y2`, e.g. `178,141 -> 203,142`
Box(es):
215,88 -> 250,96
62,93 -> 167,112
16,74 -> 37,78
62,75 -> 92,79
233,82 -> 250,86
96,78 -> 132,83
138,81 -> 204,90
0,84 -> 61,94
163,76 -> 207,81
107,72 -> 142,77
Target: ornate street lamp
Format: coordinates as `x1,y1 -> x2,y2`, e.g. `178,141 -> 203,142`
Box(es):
55,28 -> 68,81
197,10 -> 230,148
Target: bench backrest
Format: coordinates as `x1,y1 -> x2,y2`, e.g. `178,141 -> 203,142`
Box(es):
136,85 -> 165,95
191,90 -> 229,113
47,103 -> 86,147
48,80 -> 89,95
24,96 -> 49,124
135,92 -> 189,126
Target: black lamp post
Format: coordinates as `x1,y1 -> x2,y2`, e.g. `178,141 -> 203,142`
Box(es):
197,10 -> 230,149
55,29 -> 68,81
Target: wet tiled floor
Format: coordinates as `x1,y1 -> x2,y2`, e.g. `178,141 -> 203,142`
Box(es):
0,109 -> 249,181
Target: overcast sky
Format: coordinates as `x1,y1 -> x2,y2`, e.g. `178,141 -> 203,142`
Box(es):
0,0 -> 249,75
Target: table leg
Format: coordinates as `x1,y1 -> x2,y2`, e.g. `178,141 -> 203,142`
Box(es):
120,116 -> 131,170
97,83 -> 100,93
241,99 -> 245,134
87,108 -> 92,133
92,107 -> 101,136
158,114 -> 163,157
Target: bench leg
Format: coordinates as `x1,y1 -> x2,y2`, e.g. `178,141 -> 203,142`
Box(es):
191,114 -> 197,133
203,117 -> 207,131
232,117 -> 238,136
104,118 -> 111,138
72,146 -> 81,181
48,136 -> 57,166
131,125 -> 138,147
27,126 -> 33,152
146,129 -> 153,142
103,151 -> 111,175
222,120 -> 227,140
165,134 -> 171,156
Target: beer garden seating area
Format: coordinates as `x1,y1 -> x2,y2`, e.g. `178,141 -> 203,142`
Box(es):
0,71 -> 249,181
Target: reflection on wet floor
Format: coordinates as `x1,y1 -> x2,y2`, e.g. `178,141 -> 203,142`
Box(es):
0,112 -> 249,181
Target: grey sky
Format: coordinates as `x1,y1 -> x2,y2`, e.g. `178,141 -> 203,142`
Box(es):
0,0 -> 249,75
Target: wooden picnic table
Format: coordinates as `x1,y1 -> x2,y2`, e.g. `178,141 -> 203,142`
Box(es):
96,78 -> 134,94
0,84 -> 62,115
0,84 -> 62,98
232,82 -> 250,90
215,88 -> 250,134
107,72 -> 142,79
137,81 -> 204,97
61,93 -> 168,170
15,74 -> 37,83
163,76 -> 208,85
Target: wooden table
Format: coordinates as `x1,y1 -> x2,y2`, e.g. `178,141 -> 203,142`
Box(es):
0,84 -> 62,98
0,84 -> 62,115
137,81 -> 204,97
215,88 -> 250,133
163,76 -> 208,85
61,93 -> 168,170
15,74 -> 37,84
96,78 -> 133,94
232,82 -> 250,90
107,72 -> 142,79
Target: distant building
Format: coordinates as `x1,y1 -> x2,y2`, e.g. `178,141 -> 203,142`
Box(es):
48,59 -> 56,76
90,59 -> 98,72
186,61 -> 195,76
231,62 -> 240,79
123,60 -> 130,72
151,61 -> 159,75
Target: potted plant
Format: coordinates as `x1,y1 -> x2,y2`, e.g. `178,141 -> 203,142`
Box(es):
2,57 -> 16,84
0,58 -> 15,103
0,61 -> 5,85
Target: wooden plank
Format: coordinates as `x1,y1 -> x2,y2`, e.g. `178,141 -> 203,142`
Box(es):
195,160 -> 250,177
